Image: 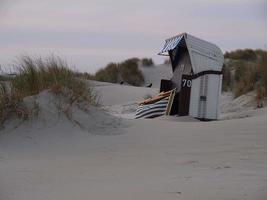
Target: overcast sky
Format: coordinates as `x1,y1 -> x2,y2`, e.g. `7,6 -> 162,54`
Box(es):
0,0 -> 266,72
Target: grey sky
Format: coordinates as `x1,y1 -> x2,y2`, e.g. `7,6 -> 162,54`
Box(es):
0,0 -> 266,72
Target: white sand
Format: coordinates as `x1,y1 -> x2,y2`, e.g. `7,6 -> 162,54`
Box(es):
0,82 -> 267,200
220,91 -> 267,120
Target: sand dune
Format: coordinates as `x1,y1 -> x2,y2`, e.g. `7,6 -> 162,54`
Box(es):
0,81 -> 267,200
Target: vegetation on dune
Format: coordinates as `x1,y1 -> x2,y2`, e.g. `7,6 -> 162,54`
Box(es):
92,58 -> 145,86
119,59 -> 144,86
223,49 -> 267,105
11,56 -> 96,102
222,64 -> 232,92
224,49 -> 258,61
141,58 -> 154,66
0,55 -> 97,125
94,63 -> 119,83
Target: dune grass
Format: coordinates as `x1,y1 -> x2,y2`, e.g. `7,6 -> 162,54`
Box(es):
141,58 -> 154,66
0,55 -> 97,125
223,49 -> 267,106
92,58 -> 144,86
0,81 -> 8,123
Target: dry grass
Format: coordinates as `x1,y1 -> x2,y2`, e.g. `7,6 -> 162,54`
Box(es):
94,63 -> 119,83
224,49 -> 267,107
0,81 -> 31,124
92,58 -> 144,86
0,55 -> 97,125
234,64 -> 257,97
141,58 -> 154,66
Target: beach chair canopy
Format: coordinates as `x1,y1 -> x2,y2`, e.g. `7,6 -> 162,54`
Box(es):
158,33 -> 224,73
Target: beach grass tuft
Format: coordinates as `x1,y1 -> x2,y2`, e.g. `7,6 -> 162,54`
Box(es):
0,55 -> 97,125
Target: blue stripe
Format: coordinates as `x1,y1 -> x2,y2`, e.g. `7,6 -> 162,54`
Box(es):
135,110 -> 166,119
136,105 -> 167,116
135,96 -> 170,119
159,35 -> 183,54
136,100 -> 168,113
137,97 -> 169,110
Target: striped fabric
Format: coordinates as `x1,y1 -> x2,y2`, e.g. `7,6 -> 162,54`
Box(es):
158,35 -> 183,55
135,96 -> 169,119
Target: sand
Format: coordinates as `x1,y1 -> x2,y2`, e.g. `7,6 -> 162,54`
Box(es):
0,81 -> 267,200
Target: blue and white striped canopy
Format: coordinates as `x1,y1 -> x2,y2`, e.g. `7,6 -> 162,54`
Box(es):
135,96 -> 169,119
158,35 -> 184,55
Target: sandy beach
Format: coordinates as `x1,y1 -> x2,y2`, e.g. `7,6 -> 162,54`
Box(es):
0,81 -> 267,200
1,0 -> 267,199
